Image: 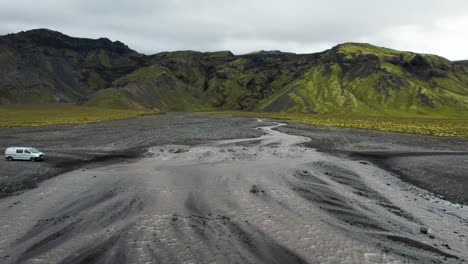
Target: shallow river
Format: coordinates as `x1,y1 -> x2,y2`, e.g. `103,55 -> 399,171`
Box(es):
0,120 -> 467,263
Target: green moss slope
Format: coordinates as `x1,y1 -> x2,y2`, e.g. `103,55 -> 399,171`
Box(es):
1,30 -> 467,118
256,43 -> 468,117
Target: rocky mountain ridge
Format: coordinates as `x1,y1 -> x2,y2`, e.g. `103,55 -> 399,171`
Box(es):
1,29 -> 467,117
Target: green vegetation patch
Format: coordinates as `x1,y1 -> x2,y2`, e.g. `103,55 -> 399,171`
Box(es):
84,89 -> 156,111
336,43 -> 403,57
0,104 -> 152,127
210,112 -> 468,138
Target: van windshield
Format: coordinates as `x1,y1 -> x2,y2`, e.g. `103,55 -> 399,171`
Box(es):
29,148 -> 40,153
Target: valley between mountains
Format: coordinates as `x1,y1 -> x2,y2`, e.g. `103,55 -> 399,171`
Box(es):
1,29 -> 468,264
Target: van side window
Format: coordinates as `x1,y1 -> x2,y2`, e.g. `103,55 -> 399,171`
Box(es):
25,150 -> 31,154
16,149 -> 23,154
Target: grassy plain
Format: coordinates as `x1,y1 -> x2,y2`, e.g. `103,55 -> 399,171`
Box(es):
0,104 -> 152,127
212,112 -> 468,138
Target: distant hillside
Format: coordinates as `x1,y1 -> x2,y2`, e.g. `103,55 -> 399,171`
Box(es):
0,29 -> 145,107
1,29 -> 467,117
256,43 -> 468,117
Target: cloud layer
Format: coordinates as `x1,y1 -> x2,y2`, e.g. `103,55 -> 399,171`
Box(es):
1,0 -> 467,60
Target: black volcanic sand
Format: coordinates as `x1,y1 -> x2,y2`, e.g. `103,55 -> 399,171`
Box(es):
276,123 -> 468,205
0,113 -> 467,264
0,113 -> 268,198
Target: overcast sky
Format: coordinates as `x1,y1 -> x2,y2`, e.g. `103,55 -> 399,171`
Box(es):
0,0 -> 467,60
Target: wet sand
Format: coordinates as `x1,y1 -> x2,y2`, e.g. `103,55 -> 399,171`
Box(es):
0,116 -> 467,263
0,113 -> 264,198
276,123 -> 468,205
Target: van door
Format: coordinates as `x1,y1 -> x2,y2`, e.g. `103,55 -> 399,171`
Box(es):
24,149 -> 33,160
15,149 -> 25,160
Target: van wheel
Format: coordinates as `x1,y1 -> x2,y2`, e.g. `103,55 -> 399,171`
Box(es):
7,157 -> 13,161
30,157 -> 36,162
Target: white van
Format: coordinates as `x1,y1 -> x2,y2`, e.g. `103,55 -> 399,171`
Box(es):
5,147 -> 45,161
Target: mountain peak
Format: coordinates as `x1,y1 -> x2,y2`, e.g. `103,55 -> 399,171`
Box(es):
331,42 -> 402,56
24,28 -> 62,34
247,50 -> 296,56
2,28 -> 136,54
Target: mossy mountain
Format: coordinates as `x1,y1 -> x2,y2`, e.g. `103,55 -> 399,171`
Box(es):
1,29 -> 467,117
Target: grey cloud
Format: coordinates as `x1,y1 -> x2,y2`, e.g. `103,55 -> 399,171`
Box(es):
0,0 -> 467,60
